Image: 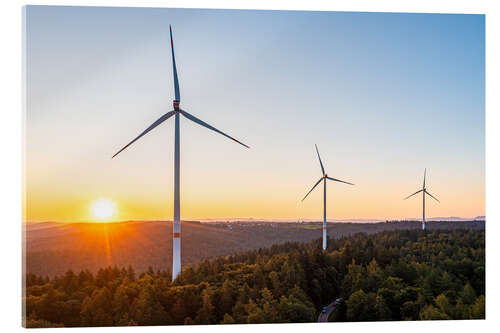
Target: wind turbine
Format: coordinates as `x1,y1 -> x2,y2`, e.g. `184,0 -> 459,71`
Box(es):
301,145 -> 354,250
112,26 -> 249,280
404,169 -> 440,231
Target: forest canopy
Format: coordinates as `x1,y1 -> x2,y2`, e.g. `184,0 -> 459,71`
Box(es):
24,228 -> 485,327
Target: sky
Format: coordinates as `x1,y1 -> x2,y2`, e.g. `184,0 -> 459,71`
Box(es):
24,6 -> 485,222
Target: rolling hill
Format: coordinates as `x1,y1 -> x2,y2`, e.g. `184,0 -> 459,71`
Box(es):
24,220 -> 484,277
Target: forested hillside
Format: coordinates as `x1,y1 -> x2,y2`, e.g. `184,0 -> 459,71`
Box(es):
24,228 -> 485,327
25,220 -> 484,277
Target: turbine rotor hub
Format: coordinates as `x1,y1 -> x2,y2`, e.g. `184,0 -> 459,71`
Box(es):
173,100 -> 180,111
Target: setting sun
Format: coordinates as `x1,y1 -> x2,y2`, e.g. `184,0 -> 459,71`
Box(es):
91,199 -> 116,220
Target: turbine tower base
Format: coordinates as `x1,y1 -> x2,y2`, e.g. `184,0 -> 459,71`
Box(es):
322,226 -> 327,250
172,236 -> 181,280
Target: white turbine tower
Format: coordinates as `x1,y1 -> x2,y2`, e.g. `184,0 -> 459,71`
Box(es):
404,169 -> 440,231
301,145 -> 354,250
112,26 -> 249,280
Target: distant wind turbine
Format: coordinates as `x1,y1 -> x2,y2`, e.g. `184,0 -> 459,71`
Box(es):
301,145 -> 354,250
404,169 -> 440,231
112,26 -> 249,280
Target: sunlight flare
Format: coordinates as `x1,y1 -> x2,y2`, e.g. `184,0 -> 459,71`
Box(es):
91,199 -> 116,220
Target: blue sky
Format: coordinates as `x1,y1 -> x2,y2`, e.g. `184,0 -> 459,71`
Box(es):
25,6 -> 484,221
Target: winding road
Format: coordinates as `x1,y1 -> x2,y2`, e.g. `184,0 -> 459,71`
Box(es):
317,298 -> 341,322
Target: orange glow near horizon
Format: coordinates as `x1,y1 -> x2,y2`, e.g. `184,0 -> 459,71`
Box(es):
23,177 -> 485,223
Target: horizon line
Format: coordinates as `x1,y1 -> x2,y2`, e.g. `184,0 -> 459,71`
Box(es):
24,216 -> 486,224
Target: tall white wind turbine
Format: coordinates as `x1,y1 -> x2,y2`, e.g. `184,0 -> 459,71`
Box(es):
112,26 -> 249,280
301,145 -> 354,250
404,169 -> 440,231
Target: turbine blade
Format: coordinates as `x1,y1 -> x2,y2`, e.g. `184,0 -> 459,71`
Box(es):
425,190 -> 440,203
326,176 -> 354,186
170,25 -> 180,102
404,189 -> 423,200
180,110 -> 249,148
423,168 -> 427,188
112,111 -> 176,158
315,144 -> 325,175
302,178 -> 323,202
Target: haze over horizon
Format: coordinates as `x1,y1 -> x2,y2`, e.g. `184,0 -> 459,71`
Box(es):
25,215 -> 486,224
24,7 -> 484,223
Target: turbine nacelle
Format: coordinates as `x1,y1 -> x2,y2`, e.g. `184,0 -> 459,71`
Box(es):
173,100 -> 180,111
